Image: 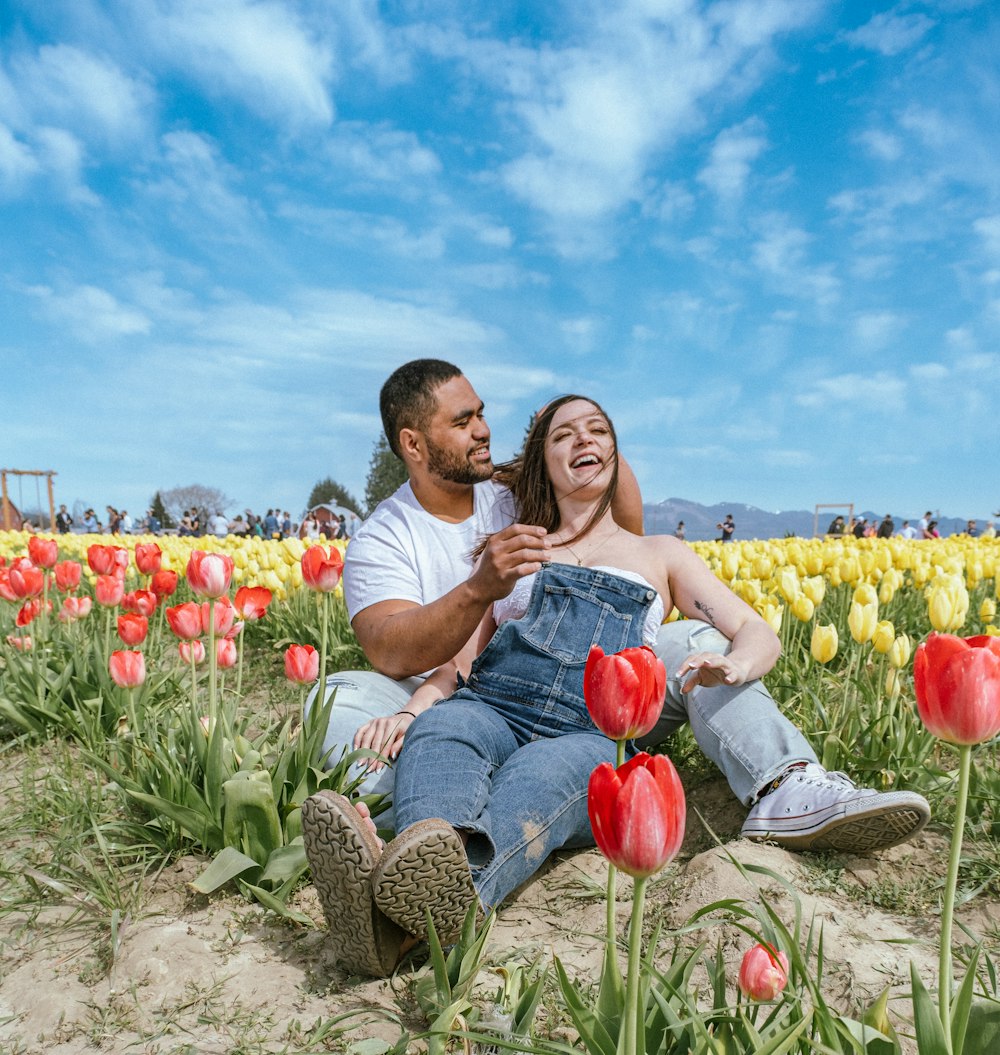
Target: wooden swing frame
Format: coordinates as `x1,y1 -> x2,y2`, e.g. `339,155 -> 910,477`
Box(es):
0,469 -> 57,531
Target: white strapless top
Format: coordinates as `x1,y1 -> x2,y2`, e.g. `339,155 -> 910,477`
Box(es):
493,565 -> 665,646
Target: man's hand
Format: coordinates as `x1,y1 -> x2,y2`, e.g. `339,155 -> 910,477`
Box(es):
676,652 -> 751,693
469,523 -> 549,601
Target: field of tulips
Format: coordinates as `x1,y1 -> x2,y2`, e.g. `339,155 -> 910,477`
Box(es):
1,528 -> 999,1054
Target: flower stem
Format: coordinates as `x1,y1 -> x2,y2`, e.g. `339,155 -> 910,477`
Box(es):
939,744 -> 971,1046
208,599 -> 217,727
622,875 -> 647,1055
606,738 -> 627,945
316,591 -> 329,711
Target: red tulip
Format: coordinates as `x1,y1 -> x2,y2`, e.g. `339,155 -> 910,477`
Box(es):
166,602 -> 202,640
301,545 -> 344,592
584,644 -> 667,740
150,569 -> 179,599
117,613 -> 149,646
54,560 -> 82,592
28,536 -> 58,569
233,585 -> 272,621
179,639 -> 206,665
200,596 -> 235,637
109,649 -> 146,688
284,643 -> 319,684
914,633 -> 1000,746
588,752 -> 686,879
134,542 -> 162,575
0,569 -> 16,603
95,574 -> 125,607
186,550 -> 233,599
16,598 -> 47,627
60,595 -> 93,622
87,544 -> 118,575
123,589 -> 158,617
8,562 -> 44,599
7,634 -> 32,651
739,943 -> 790,1002
216,637 -> 238,669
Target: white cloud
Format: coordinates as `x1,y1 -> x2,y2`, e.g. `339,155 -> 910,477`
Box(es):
138,0 -> 335,126
794,371 -> 907,412
697,118 -> 768,200
0,123 -> 39,190
34,127 -> 99,204
328,122 -> 442,183
853,310 -> 904,349
858,128 -> 903,162
10,44 -> 152,146
973,215 -> 1000,258
27,283 -> 151,341
751,215 -> 840,306
910,362 -> 948,381
842,10 -> 935,56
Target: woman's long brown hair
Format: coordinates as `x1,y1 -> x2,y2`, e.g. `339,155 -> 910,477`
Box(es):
492,394 -> 620,549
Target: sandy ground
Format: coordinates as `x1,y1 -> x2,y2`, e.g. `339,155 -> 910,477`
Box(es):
2,774 -> 996,1055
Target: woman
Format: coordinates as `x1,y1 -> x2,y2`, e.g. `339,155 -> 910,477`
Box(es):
302,395 -> 783,976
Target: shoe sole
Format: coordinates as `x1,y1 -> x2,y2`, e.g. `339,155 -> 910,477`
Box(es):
372,819 -> 478,943
301,790 -> 406,976
742,795 -> 931,853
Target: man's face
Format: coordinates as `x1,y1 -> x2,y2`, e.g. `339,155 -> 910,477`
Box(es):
422,375 -> 494,485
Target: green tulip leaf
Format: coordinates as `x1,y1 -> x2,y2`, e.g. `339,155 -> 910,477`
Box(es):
189,845 -> 262,894
960,1000 -> 1000,1055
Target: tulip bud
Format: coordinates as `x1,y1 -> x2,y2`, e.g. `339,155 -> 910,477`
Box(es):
739,943 -> 789,1002
848,601 -> 878,644
888,634 -> 912,669
914,633 -> 1000,745
811,624 -> 838,664
871,620 -> 895,655
790,594 -> 815,623
584,645 -> 666,741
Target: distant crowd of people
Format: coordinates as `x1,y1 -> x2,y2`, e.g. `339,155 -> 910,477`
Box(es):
826,511 -> 996,540
50,503 -> 364,540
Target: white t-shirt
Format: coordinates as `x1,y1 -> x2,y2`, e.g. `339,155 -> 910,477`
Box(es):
343,479 -> 516,622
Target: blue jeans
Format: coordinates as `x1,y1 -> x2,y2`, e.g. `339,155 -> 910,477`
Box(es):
393,563 -> 655,908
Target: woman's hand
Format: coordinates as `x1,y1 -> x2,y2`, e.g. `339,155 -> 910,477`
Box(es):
676,652 -> 751,693
353,712 -> 416,772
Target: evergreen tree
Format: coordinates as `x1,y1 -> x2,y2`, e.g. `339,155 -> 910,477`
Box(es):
306,477 -> 361,513
364,433 -> 408,515
149,491 -> 174,529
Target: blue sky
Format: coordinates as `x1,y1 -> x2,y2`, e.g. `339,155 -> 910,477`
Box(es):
2,0 -> 998,525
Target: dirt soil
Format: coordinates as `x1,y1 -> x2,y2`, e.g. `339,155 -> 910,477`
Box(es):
1,770 -> 996,1055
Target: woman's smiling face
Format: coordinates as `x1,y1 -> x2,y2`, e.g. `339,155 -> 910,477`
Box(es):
544,399 -> 616,501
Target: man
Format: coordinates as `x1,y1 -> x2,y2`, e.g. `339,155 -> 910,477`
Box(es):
898,520 -> 918,539
302,359 -> 929,975
717,513 -> 735,542
56,504 -> 73,534
209,510 -> 229,538
918,511 -> 934,539
877,514 -> 894,538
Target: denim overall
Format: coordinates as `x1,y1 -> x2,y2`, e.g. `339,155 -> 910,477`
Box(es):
393,562 -> 658,909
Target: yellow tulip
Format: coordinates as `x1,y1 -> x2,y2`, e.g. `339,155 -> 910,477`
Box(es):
889,634 -> 912,669
802,575 -> 826,607
848,601 -> 878,644
757,599 -> 783,634
878,578 -> 895,606
852,583 -> 878,607
775,567 -> 800,604
981,598 -> 997,624
811,624 -> 838,664
720,548 -> 740,581
791,594 -> 815,622
752,555 -> 773,580
927,579 -> 969,632
871,620 -> 895,654
885,668 -> 901,699
839,555 -> 861,585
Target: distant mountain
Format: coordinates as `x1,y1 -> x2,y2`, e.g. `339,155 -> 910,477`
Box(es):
643,498 -> 973,541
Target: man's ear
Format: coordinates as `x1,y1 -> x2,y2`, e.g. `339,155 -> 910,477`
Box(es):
398,427 -> 423,465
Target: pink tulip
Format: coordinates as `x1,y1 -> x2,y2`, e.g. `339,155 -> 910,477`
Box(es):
117,613 -> 149,646
95,574 -> 125,607
6,634 -> 32,651
216,637 -> 238,669
134,542 -> 162,575
109,650 -> 146,688
60,596 -> 93,622
16,599 -> 47,627
233,585 -> 272,621
284,643 -> 319,684
87,544 -> 118,575
123,589 -> 158,617
28,536 -> 58,569
166,602 -> 202,640
588,752 -> 686,879
0,569 -> 16,603
739,943 -> 790,1002
179,639 -> 207,665
584,644 -> 667,741
200,596 -> 235,637
301,545 -> 344,592
54,560 -> 82,592
186,550 -> 234,599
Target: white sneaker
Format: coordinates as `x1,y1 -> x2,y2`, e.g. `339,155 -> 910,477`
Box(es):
740,763 -> 930,853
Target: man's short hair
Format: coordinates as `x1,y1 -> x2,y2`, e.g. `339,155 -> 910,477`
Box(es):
379,359 -> 463,458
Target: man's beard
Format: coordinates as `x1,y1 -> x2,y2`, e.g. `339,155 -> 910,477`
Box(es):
426,438 -> 494,484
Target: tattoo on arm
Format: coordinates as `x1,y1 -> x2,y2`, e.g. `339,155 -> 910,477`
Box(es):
694,600 -> 717,627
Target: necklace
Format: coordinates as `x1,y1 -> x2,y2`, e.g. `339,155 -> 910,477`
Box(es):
555,525 -> 620,566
